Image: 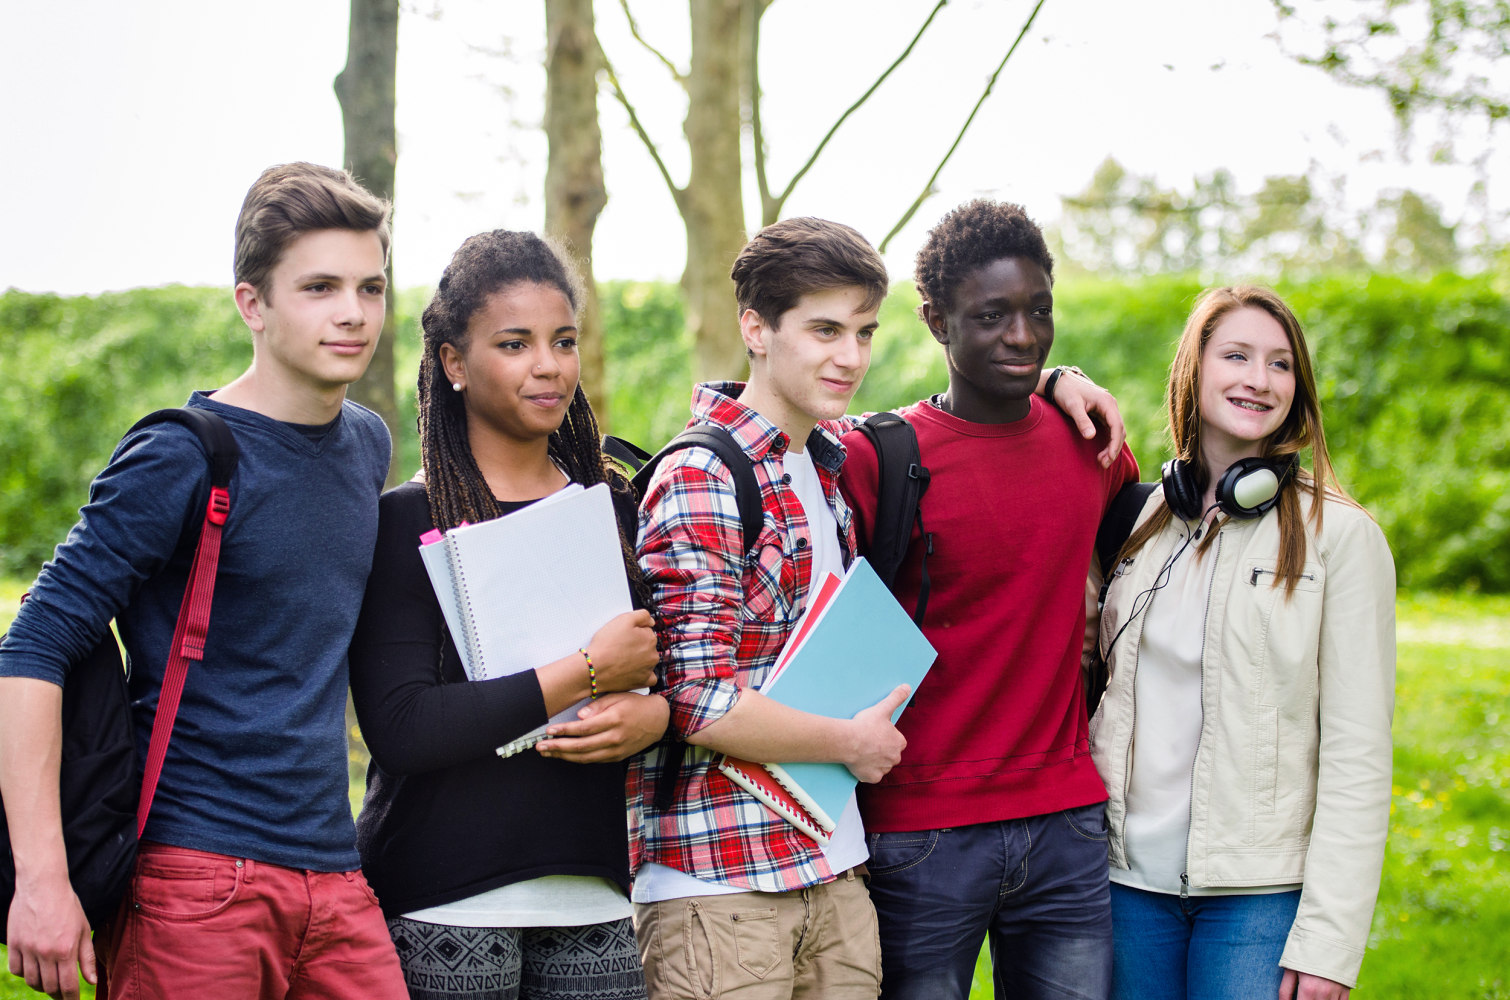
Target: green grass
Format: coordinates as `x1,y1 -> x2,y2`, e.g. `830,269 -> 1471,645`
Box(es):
2,591 -> 1506,998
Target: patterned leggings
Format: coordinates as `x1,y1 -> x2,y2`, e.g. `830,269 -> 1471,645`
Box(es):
385,916 -> 648,1000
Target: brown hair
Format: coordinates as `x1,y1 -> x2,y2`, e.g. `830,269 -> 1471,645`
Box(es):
1120,285 -> 1357,594
233,162 -> 392,296
729,217 -> 888,328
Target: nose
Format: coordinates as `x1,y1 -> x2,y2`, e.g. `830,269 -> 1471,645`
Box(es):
1244,360 -> 1270,392
532,343 -> 563,376
336,287 -> 366,328
834,332 -> 865,371
1001,312 -> 1032,347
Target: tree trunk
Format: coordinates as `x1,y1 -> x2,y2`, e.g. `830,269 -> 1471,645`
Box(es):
544,0 -> 611,428
334,0 -> 400,485
683,0 -> 750,383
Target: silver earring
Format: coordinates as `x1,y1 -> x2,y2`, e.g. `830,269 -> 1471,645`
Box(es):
452,382 -> 463,392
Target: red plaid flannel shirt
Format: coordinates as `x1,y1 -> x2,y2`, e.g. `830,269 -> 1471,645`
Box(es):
628,382 -> 858,892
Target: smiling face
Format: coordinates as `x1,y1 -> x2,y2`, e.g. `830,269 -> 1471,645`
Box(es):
234,228 -> 388,395
740,284 -> 877,444
440,281 -> 580,447
924,255 -> 1053,423
1198,306 -> 1297,463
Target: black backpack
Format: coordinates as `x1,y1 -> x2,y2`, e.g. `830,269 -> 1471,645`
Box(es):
1084,480 -> 1157,717
605,414 -> 930,618
0,407 -> 238,940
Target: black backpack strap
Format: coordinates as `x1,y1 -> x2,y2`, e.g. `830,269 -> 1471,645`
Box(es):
1086,480 -> 1154,719
1095,481 -> 1157,585
855,412 -> 932,627
602,434 -> 653,473
631,426 -> 764,556
127,408 -> 240,489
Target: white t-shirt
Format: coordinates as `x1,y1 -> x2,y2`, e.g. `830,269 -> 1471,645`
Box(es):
634,445 -> 866,902
403,874 -> 631,927
1112,526 -> 1296,897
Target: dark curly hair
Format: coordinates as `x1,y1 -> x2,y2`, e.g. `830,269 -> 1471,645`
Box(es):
417,230 -> 648,603
913,200 -> 1054,319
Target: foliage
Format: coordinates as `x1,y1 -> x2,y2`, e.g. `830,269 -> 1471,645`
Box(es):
3,271 -> 1508,591
0,288 -> 251,579
1055,156 -> 1462,277
1270,0 -> 1510,131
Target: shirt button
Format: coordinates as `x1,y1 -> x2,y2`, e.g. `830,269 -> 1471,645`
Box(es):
781,473 -> 792,485
796,537 -> 809,549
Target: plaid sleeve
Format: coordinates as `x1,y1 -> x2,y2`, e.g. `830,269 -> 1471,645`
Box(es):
637,450 -> 751,738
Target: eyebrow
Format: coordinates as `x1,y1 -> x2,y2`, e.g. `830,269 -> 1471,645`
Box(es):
494,324 -> 580,336
1215,339 -> 1292,354
803,316 -> 877,331
296,271 -> 387,286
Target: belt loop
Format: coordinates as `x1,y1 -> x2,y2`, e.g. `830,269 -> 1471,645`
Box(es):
845,866 -> 856,882
240,857 -> 254,884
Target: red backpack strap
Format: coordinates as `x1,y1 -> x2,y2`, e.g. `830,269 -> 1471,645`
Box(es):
123,408 -> 238,836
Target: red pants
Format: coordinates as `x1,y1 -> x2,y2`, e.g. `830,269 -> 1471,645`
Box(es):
96,842 -> 406,1000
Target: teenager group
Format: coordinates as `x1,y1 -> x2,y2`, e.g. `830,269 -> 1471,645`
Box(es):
0,161 -> 1395,1000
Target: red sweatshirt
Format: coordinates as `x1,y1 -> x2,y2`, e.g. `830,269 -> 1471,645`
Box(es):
839,396 -> 1138,832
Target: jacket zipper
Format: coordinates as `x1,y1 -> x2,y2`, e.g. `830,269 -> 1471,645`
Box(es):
1250,567 -> 1316,586
1185,531 -> 1223,893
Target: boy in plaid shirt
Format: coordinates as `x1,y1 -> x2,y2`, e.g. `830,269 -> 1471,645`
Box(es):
630,218 -> 907,999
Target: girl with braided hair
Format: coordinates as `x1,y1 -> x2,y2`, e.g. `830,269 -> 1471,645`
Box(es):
349,230 -> 663,1000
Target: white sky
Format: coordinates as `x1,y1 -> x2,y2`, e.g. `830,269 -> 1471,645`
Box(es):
0,0 -> 1501,295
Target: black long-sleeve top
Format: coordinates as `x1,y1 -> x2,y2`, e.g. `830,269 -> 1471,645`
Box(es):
350,480 -> 638,916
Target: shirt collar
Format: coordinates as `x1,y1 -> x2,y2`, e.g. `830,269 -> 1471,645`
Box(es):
689,381 -> 847,474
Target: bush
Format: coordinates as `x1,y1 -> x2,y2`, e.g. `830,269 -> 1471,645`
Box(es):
3,271 -> 1506,590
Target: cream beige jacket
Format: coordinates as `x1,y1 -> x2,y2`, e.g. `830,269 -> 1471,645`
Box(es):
1088,490 -> 1395,987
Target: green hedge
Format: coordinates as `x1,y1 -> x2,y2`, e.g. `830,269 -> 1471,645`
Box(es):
3,271 -> 1507,590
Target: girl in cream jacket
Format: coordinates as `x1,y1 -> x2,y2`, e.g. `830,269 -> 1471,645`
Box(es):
1089,286 -> 1395,1000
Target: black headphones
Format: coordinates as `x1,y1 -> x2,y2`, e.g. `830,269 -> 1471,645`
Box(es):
1161,455 -> 1298,521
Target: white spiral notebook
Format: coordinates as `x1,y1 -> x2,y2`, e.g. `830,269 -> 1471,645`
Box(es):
417,482 -> 634,757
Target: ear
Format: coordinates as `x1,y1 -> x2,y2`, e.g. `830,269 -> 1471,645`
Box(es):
438,341 -> 467,389
739,308 -> 770,358
234,282 -> 265,334
921,301 -> 948,346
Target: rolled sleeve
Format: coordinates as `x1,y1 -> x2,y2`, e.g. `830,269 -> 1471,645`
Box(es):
637,454 -> 752,738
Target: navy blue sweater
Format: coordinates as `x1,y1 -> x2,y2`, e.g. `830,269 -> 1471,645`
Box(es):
0,392 -> 389,871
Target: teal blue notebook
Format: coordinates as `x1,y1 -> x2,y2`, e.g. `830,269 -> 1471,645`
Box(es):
752,557 -> 937,835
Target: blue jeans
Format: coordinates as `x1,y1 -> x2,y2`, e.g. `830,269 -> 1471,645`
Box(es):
865,804 -> 1114,1000
1108,882 -> 1302,1000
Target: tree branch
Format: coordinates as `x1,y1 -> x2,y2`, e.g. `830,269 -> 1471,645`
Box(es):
598,39 -> 685,207
617,0 -> 685,83
879,0 -> 1047,252
768,0 -> 948,224
750,0 -> 773,222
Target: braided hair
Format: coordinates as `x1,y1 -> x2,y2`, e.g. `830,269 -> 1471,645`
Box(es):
418,230 -> 650,605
